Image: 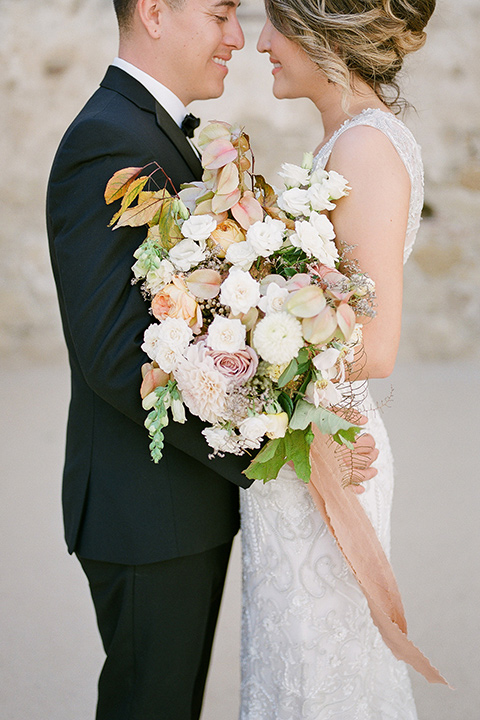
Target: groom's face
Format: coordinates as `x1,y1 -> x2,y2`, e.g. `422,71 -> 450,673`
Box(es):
158,0 -> 244,105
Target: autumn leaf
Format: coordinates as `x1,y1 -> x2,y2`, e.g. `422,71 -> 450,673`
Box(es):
108,176 -> 149,227
112,189 -> 171,230
156,200 -> 183,249
104,166 -> 143,204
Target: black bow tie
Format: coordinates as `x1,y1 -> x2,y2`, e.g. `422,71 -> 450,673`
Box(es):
181,113 -> 201,138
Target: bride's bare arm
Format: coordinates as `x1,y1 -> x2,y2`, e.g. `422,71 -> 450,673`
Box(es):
326,124 -> 411,379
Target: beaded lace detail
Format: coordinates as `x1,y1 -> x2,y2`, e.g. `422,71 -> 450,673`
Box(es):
239,109 -> 423,719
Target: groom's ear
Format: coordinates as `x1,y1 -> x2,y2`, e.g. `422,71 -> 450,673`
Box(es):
137,0 -> 164,39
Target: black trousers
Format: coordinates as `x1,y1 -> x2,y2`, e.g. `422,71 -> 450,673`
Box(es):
79,541 -> 232,720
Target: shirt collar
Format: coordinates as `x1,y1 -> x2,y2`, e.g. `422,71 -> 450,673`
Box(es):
112,57 -> 187,127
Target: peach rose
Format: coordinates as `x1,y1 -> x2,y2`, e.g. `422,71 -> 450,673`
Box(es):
151,277 -> 202,332
208,219 -> 246,258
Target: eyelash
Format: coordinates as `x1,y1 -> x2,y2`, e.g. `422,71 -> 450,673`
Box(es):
215,15 -> 228,23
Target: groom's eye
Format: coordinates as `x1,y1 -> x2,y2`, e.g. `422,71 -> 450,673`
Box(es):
215,15 -> 228,22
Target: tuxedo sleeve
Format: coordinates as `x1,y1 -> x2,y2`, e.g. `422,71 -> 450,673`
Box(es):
47,112 -> 254,489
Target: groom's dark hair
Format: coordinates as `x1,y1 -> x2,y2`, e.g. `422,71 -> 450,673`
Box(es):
113,0 -> 185,30
113,0 -> 137,29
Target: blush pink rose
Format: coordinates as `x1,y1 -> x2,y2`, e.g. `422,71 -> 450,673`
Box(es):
206,345 -> 259,385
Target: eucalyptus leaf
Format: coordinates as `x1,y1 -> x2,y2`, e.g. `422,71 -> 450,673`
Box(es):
290,399 -> 361,445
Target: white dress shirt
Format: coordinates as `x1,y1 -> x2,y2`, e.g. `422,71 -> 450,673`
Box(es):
111,57 -> 187,128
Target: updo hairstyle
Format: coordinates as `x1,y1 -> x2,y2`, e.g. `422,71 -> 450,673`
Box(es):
264,0 -> 436,110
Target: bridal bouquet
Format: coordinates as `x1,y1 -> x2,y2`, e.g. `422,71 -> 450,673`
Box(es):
105,121 -> 375,483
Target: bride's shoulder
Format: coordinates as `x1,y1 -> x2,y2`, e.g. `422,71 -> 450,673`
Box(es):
327,118 -> 410,190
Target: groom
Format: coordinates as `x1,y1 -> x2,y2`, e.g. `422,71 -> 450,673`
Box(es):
47,1 -> 251,718
47,1 -> 378,718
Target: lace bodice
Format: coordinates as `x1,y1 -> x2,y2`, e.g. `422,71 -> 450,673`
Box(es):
314,108 -> 424,263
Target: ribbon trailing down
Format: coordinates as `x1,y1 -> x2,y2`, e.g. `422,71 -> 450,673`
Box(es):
308,427 -> 450,686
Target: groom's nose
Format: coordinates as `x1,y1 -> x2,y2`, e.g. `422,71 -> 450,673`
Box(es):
224,14 -> 245,50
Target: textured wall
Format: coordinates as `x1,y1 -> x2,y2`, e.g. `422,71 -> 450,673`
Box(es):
1,0 -> 479,361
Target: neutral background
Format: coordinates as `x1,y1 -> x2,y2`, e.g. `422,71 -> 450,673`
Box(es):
1,0 -> 479,718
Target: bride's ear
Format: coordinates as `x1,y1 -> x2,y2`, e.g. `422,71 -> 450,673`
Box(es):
137,0 -> 164,39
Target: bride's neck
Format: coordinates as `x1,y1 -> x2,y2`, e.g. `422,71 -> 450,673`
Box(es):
313,78 -> 389,145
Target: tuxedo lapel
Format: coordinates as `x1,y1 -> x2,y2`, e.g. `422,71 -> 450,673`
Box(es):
155,102 -> 203,179
100,66 -> 202,180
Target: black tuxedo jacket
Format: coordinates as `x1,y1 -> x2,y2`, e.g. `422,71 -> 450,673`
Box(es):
47,66 -> 253,565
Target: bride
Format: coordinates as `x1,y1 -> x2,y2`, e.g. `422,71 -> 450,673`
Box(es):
240,0 -> 436,717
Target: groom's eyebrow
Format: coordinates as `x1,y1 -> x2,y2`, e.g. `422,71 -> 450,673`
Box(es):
213,0 -> 242,7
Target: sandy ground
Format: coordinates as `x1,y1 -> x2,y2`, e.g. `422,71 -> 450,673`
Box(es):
0,359 -> 478,720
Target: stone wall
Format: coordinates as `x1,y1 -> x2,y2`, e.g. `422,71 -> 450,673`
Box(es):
1,0 -> 479,362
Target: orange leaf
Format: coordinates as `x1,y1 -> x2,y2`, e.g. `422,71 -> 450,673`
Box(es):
104,166 -> 143,204
113,193 -> 168,229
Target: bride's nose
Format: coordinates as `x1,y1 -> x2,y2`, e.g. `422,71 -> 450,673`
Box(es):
256,18 -> 272,53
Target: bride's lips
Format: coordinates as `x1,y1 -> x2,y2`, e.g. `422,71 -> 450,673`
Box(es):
270,59 -> 282,75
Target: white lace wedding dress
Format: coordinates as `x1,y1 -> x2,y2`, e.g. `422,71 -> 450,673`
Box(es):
239,109 -> 424,720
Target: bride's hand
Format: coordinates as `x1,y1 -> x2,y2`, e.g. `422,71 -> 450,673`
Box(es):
345,431 -> 379,494
333,410 -> 379,494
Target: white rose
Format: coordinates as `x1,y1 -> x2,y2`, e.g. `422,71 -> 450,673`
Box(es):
238,415 -> 270,442
207,316 -> 246,352
258,282 -> 289,315
169,238 -> 206,272
154,343 -> 182,373
308,211 -> 336,241
145,258 -> 175,295
246,216 -> 286,257
157,316 -> 193,353
141,323 -> 164,362
181,214 -> 217,242
220,267 -> 261,316
309,212 -> 339,267
324,170 -> 351,200
225,240 -> 258,271
277,187 -> 311,217
310,168 -> 328,184
306,183 -> 336,212
278,162 -> 311,189
290,220 -> 325,259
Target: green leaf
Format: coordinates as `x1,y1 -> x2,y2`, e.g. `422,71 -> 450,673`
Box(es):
284,427 -> 314,483
244,437 -> 287,482
278,391 -> 294,418
250,436 -> 283,464
277,358 -> 298,388
297,347 -> 309,364
290,399 -> 361,447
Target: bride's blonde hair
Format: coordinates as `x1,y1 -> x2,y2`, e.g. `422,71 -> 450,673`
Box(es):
264,0 -> 436,110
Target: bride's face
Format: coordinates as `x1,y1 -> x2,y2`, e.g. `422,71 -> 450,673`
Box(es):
257,18 -> 322,100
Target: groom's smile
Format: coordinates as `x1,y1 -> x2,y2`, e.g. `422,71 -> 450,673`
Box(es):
156,0 -> 244,105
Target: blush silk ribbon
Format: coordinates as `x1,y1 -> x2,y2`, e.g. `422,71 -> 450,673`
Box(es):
308,426 -> 450,686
